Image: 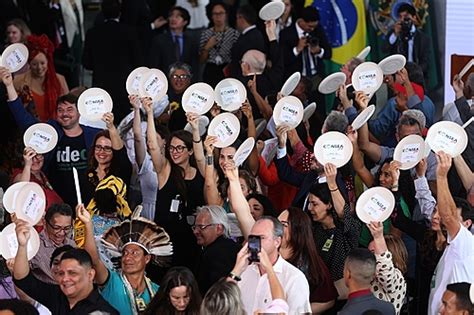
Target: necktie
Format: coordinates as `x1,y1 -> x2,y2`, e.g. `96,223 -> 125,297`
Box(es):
174,35 -> 181,61
303,47 -> 313,77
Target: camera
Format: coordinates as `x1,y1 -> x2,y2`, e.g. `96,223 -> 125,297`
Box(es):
305,34 -> 320,47
400,17 -> 413,41
248,235 -> 261,263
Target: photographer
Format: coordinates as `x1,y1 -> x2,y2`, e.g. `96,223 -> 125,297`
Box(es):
279,6 -> 331,80
383,3 -> 431,83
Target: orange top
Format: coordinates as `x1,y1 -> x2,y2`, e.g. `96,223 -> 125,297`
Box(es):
31,90 -> 49,121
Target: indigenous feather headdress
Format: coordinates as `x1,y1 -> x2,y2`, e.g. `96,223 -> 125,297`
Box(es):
101,207 -> 173,267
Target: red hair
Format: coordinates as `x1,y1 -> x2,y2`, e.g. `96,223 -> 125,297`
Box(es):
26,34 -> 62,119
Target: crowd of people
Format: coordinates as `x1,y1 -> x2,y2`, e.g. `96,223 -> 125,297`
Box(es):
0,0 -> 473,314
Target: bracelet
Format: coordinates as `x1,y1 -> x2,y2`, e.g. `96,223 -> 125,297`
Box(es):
228,272 -> 241,282
329,187 -> 339,192
206,155 -> 214,165
193,139 -> 201,143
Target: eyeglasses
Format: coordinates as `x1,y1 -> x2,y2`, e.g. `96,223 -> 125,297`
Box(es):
280,220 -> 289,228
191,223 -> 215,231
94,144 -> 113,153
172,74 -> 190,80
169,145 -> 188,153
46,220 -> 72,234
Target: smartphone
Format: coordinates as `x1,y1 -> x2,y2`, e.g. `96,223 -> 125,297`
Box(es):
248,235 -> 261,263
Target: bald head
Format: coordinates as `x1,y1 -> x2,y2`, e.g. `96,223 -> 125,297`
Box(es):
241,50 -> 266,75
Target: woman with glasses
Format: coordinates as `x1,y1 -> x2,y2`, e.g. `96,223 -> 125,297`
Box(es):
82,112 -> 132,205
11,146 -> 63,232
144,97 -> 202,270
199,1 -> 239,86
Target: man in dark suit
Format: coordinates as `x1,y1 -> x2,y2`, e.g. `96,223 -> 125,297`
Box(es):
383,3 -> 431,85
193,206 -> 239,295
339,249 -> 396,315
279,6 -> 331,79
148,6 -> 199,81
228,5 -> 266,78
82,0 -> 143,123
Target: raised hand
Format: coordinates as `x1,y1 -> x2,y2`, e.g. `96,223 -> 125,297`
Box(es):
141,97 -> 154,115
13,215 -> 31,247
241,100 -> 253,119
204,135 -> 218,156
23,147 -> 37,168
354,91 -> 369,109
276,125 -> 289,148
436,151 -> 452,178
346,125 -> 358,144
324,163 -> 338,188
367,221 -> 383,239
415,158 -> 427,178
129,95 -> 141,110
0,67 -> 13,87
76,204 -> 91,225
223,160 -> 239,182
186,112 -> 199,131
102,112 -> 115,129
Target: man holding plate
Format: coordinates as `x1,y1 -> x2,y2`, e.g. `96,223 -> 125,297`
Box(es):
1,67 -> 102,208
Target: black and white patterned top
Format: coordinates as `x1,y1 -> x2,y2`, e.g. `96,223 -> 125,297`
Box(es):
312,203 -> 361,281
372,251 -> 407,315
199,27 -> 239,65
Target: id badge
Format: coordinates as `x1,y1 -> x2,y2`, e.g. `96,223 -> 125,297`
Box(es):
215,55 -> 223,65
322,238 -> 333,252
170,198 -> 180,213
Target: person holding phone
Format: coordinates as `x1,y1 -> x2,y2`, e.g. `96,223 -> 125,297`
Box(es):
227,216 -> 311,314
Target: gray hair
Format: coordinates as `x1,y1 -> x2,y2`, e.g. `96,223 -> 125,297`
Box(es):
242,49 -> 266,73
168,61 -> 192,78
347,57 -> 363,72
256,216 -> 283,239
396,109 -> 426,134
196,205 -> 230,238
322,110 -> 349,133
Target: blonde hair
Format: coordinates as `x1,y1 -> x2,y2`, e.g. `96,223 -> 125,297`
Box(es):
384,234 -> 408,275
6,18 -> 31,43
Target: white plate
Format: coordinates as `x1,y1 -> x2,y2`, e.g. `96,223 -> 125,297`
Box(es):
280,72 -> 301,96
351,62 -> 384,95
351,105 -> 376,130
356,46 -> 371,60
318,72 -> 347,94
138,68 -> 168,102
184,115 -> 209,137
3,182 -> 29,213
0,223 -> 40,260
1,43 -> 28,73
303,102 -> 317,122
356,186 -> 395,224
313,131 -> 353,168
259,1 -> 285,21
215,78 -> 247,112
13,182 -> 46,226
423,141 -> 431,158
272,96 -> 304,129
182,82 -> 215,115
23,123 -> 58,154
378,54 -> 406,75
266,117 -> 277,137
77,88 -> 113,121
425,121 -> 468,157
255,119 -> 267,138
393,135 -> 425,170
261,137 -> 279,167
126,66 -> 149,95
233,137 -> 255,167
207,112 -> 241,148
459,58 -> 474,78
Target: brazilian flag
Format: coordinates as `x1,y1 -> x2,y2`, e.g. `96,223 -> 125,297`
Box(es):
305,0 -> 367,112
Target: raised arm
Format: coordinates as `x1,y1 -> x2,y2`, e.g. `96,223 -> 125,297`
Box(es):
367,221 -> 388,254
436,152 -> 461,239
325,163 -> 345,219
355,92 -> 382,163
130,95 -> 146,168
241,101 -> 259,176
186,112 -> 205,176
414,158 -> 436,221
453,155 -> 474,191
0,67 -> 18,101
347,125 -> 375,187
203,135 -> 223,205
76,204 -> 109,285
258,248 -> 285,301
12,217 -> 30,280
247,75 -> 273,120
103,112 -> 123,150
225,160 -> 255,239
13,148 -> 37,183
143,97 -> 167,174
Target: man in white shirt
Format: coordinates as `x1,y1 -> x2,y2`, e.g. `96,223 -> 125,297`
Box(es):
428,152 -> 474,315
230,216 -> 311,314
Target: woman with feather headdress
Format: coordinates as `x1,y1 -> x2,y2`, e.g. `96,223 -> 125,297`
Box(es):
76,204 -> 173,315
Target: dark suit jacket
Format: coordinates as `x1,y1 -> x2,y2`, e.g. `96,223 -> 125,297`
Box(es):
338,291 -> 396,315
82,20 -> 142,122
279,23 -> 332,78
229,27 -> 266,78
383,29 -> 431,82
194,236 -> 239,294
148,30 -> 199,80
